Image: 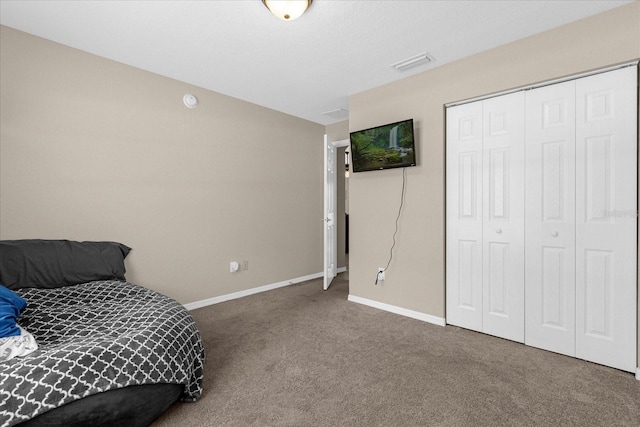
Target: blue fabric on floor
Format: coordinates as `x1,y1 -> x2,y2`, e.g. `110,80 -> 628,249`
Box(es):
0,284 -> 27,338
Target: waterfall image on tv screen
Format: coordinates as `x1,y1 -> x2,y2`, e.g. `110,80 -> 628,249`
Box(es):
349,119 -> 415,172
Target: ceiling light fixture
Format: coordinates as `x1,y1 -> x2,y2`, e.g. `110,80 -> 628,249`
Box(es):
262,0 -> 312,21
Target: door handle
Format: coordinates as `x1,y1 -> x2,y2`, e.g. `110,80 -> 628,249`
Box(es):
496,228 -> 502,234
551,231 -> 559,237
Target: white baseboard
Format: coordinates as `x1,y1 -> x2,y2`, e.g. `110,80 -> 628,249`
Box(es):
337,266 -> 347,273
347,294 -> 446,327
636,367 -> 640,381
183,271 -> 324,311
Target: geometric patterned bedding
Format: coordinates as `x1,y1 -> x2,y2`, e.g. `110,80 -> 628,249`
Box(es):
0,281 -> 205,426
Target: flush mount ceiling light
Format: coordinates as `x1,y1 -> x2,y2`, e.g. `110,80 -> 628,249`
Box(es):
391,52 -> 434,72
262,0 -> 312,21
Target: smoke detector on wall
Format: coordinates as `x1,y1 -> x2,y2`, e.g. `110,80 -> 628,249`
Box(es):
183,94 -> 198,108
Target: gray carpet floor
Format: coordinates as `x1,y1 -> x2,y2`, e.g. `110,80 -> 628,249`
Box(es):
152,273 -> 640,426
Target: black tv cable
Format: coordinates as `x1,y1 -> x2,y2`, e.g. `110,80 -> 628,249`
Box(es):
375,167 -> 407,285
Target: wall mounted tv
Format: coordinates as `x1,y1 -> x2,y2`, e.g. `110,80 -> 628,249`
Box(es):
349,119 -> 416,173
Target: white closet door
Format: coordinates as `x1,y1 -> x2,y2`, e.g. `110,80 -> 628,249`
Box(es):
446,102 -> 483,332
481,92 -> 525,342
524,81 -> 577,356
575,66 -> 637,373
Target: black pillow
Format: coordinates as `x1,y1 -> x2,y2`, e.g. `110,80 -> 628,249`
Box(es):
0,240 -> 131,290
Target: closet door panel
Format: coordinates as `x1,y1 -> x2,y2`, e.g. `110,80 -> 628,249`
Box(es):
446,102 -> 483,332
524,81 -> 576,357
482,92 -> 525,342
575,66 -> 637,372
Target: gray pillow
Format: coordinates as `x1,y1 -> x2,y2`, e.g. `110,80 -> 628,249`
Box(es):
0,240 -> 131,290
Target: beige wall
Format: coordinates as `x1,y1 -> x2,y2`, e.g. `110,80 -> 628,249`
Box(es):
0,26 -> 325,304
325,120 -> 349,269
349,3 -> 640,365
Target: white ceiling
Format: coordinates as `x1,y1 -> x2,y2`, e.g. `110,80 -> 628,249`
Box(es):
0,0 -> 633,125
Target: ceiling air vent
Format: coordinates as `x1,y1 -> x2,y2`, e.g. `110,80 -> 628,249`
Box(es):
321,108 -> 349,120
391,52 -> 434,72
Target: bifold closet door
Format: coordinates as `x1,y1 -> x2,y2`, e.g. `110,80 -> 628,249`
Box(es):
525,66 -> 637,372
446,93 -> 525,342
449,66 -> 637,372
481,93 -> 525,343
446,101 -> 483,332
524,81 -> 577,357
574,67 -> 637,373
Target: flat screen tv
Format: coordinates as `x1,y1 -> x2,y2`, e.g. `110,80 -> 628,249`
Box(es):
349,119 -> 416,172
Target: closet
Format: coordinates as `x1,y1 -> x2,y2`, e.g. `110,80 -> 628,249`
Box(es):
445,66 -> 638,373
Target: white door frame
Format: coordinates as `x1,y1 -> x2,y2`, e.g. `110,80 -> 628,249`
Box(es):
324,136 -> 349,290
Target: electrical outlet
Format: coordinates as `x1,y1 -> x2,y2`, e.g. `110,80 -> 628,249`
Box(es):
377,268 -> 385,281
242,260 -> 249,271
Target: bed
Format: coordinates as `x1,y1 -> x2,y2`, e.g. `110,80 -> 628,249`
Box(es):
0,240 -> 205,426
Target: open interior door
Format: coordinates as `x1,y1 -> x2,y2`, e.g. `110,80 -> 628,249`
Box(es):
323,135 -> 337,290
323,136 -> 349,290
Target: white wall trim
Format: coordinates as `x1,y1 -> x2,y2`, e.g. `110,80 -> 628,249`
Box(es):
636,367 -> 640,381
337,266 -> 347,273
183,271 -> 324,311
330,138 -> 350,148
347,294 -> 446,327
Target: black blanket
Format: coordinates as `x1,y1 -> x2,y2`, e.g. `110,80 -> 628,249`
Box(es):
0,281 -> 204,426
